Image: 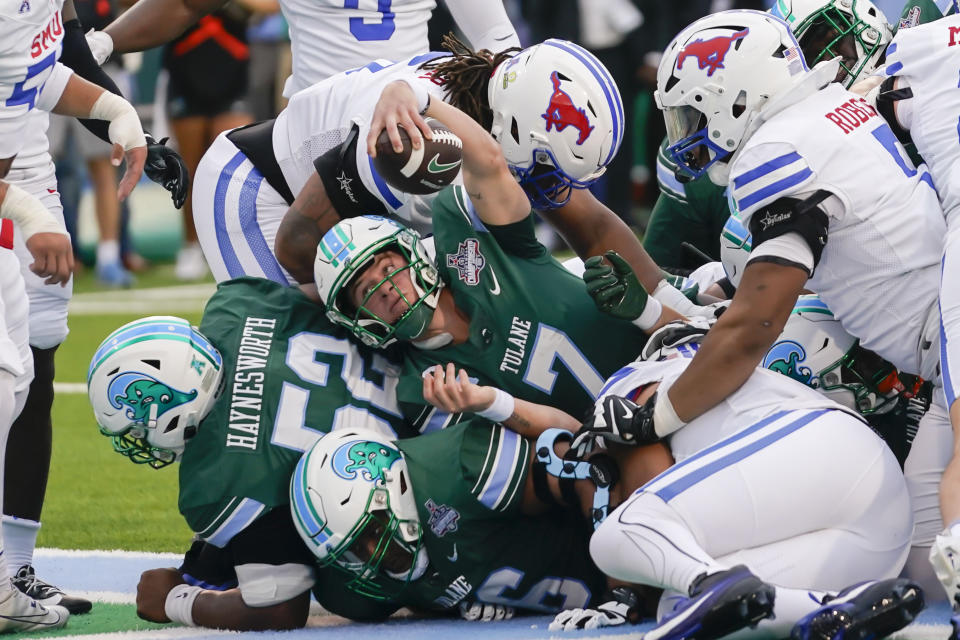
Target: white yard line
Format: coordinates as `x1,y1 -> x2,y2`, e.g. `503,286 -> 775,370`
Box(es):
69,284 -> 216,315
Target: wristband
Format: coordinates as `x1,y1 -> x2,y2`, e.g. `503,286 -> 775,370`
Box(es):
89,91 -> 147,151
477,388 -> 515,423
0,183 -> 67,242
652,389 -> 686,438
652,279 -> 699,316
164,584 -> 202,627
631,296 -> 663,331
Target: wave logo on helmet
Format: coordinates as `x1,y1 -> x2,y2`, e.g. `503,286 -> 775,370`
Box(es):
332,440 -> 402,484
763,340 -> 813,385
319,223 -> 359,269
677,28 -> 749,77
541,70 -> 594,145
107,372 -> 197,424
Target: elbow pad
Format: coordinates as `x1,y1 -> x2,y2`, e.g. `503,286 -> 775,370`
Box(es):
314,124 -> 388,218
748,190 -> 831,271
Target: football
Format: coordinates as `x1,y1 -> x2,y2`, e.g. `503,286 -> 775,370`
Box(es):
372,118 -> 463,195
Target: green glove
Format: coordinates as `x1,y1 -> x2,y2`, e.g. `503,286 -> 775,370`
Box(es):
660,270 -> 700,303
582,250 -> 649,321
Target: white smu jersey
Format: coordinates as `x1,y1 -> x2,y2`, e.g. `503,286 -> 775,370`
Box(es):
885,15 -> 960,226
730,83 -> 945,378
273,53 -> 456,231
597,355 -> 857,462
0,0 -> 64,158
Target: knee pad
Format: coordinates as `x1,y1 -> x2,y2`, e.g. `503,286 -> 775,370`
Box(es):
533,428 -> 619,530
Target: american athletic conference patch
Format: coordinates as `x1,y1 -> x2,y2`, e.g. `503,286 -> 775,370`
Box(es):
425,499 -> 460,537
446,238 -> 486,286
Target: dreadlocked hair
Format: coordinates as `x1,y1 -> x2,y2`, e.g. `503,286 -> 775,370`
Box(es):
419,33 -> 521,131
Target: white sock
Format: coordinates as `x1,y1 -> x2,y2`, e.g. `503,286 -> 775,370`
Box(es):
97,240 -> 120,266
2,516 -> 39,576
750,585 -> 828,638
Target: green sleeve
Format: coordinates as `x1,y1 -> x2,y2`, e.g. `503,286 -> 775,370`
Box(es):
432,185 -> 545,259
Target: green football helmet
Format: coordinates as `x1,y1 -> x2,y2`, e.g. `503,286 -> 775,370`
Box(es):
313,216 -> 442,349
771,0 -> 893,87
290,428 -> 427,599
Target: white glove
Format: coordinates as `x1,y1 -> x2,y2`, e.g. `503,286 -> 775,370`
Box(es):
549,601 -> 632,631
85,29 -> 114,65
930,530 -> 960,607
458,599 -> 514,622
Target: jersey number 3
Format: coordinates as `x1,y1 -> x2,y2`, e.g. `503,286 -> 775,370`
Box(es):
343,0 -> 395,41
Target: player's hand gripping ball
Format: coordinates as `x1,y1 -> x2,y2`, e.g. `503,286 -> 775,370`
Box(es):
373,118 -> 462,195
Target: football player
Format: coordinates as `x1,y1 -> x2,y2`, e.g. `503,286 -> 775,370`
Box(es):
859,2 -> 960,609
418,310 -> 923,638
0,180 -> 73,631
86,277 -> 408,631
312,92 -> 671,430
1,0 -> 149,612
582,9 -> 950,597
643,0 -> 893,273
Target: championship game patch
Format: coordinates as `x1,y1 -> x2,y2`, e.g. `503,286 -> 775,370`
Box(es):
446,238 -> 486,286
425,499 -> 460,537
899,6 -> 921,30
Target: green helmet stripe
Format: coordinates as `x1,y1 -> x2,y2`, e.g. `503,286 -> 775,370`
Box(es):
88,334 -> 221,380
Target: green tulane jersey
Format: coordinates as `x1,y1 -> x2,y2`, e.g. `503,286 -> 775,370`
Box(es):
644,139 -> 731,271
393,421 -> 606,613
180,277 -> 407,546
398,185 -> 648,434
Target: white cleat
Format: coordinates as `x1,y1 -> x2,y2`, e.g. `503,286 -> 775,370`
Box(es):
0,587 -> 69,633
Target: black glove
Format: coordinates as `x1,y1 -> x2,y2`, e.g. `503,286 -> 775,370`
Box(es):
571,393 -> 660,453
145,135 -> 190,209
549,586 -> 644,631
458,599 -> 514,622
640,318 -> 713,361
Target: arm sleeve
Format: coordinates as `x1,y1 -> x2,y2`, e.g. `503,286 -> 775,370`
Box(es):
59,18 -> 125,145
444,0 -> 520,51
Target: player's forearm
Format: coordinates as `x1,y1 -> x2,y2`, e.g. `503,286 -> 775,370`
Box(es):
665,262 -> 806,421
423,98 -> 529,226
276,174 -> 341,284
503,398 -> 579,440
555,190 -> 665,292
193,589 -> 310,631
104,0 -> 221,53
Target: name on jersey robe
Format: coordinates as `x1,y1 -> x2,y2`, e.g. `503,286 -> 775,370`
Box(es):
226,316 -> 277,450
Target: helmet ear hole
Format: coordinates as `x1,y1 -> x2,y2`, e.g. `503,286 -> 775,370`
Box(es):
510,117 -> 520,144
163,415 -> 180,434
732,90 -> 747,118
142,359 -> 161,370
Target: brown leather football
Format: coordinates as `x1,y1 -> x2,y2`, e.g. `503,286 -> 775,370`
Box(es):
372,117 -> 463,195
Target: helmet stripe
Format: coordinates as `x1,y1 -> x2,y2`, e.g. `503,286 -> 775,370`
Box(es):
542,39 -> 623,166
89,320 -> 222,380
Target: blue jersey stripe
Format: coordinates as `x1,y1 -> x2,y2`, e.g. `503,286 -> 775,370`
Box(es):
656,158 -> 687,200
479,428 -> 520,509
367,157 -> 403,209
543,40 -> 623,166
732,152 -> 802,190
886,61 -> 904,76
205,498 -> 265,547
941,258 -> 957,407
653,410 -> 828,502
214,152 -> 248,278
88,320 -> 222,380
237,167 -> 288,283
737,167 -> 813,211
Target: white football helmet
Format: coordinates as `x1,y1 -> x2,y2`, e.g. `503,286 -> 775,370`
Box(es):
314,216 -> 442,349
656,10 -> 814,185
488,39 -> 624,209
771,0 -> 892,87
719,210 -> 752,288
763,295 -> 903,414
87,316 -> 223,468
290,428 -> 425,599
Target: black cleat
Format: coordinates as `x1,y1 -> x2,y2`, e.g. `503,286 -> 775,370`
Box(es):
12,565 -> 92,615
645,565 -> 776,640
790,578 -> 924,640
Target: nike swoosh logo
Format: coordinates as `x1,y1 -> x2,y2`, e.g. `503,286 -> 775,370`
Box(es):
488,268 -> 501,296
427,154 -> 462,174
447,544 -> 458,562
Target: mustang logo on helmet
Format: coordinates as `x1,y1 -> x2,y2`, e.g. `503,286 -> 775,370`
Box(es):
763,340 -> 813,385
108,372 -> 198,424
541,71 -> 594,145
332,440 -> 402,483
676,28 -> 749,77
